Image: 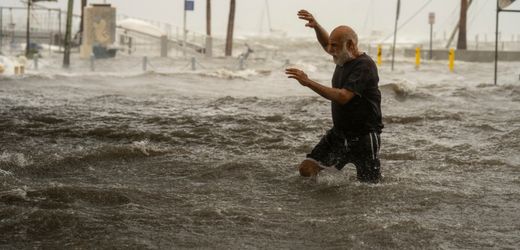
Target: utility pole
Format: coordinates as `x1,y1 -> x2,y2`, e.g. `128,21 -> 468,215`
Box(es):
25,0 -> 31,57
391,0 -> 400,71
63,0 -> 74,68
225,0 -> 236,56
79,0 -> 88,44
206,0 -> 211,36
445,0 -> 473,48
456,0 -> 468,50
494,0 -> 520,85
206,0 -> 212,56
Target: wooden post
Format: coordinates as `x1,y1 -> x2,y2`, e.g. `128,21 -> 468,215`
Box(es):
63,0 -> 74,68
225,0 -> 236,56
160,35 -> 168,57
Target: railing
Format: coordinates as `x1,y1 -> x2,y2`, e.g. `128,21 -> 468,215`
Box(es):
0,6 -> 281,60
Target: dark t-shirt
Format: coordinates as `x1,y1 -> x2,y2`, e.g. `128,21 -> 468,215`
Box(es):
331,53 -> 383,137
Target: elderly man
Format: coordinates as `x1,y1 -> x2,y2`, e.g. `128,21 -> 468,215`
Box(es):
285,10 -> 383,183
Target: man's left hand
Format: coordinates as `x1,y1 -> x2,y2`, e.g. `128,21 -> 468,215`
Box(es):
285,68 -> 311,87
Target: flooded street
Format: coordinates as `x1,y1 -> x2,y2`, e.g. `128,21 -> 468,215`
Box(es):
1,39 -> 520,248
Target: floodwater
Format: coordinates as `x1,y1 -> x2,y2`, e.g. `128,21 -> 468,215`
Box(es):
1,39 -> 520,249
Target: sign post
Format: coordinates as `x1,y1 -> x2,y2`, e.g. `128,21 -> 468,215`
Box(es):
495,0 -> 519,85
428,12 -> 435,60
183,0 -> 194,56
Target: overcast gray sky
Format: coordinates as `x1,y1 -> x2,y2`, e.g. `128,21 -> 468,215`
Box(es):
3,0 -> 520,42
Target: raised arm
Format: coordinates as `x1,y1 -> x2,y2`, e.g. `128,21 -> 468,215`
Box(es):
297,10 -> 330,53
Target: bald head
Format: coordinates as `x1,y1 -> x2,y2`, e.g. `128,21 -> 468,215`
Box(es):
331,26 -> 358,46
328,26 -> 360,65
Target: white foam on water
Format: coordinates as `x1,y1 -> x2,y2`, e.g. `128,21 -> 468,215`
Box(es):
131,139 -> 153,156
0,151 -> 33,168
0,168 -> 13,176
315,166 -> 349,186
202,69 -> 259,79
0,188 -> 27,198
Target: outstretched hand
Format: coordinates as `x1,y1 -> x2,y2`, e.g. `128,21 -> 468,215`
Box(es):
297,10 -> 318,29
285,68 -> 311,87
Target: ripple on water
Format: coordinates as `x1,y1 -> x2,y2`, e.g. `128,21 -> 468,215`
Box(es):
26,186 -> 131,206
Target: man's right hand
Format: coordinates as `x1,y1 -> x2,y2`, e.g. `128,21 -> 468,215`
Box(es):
298,10 -> 318,29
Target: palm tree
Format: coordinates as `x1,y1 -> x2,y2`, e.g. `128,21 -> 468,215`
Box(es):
225,0 -> 235,56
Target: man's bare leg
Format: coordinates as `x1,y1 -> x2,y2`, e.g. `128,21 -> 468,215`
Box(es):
298,159 -> 324,177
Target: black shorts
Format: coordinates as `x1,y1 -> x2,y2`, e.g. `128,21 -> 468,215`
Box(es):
306,128 -> 382,183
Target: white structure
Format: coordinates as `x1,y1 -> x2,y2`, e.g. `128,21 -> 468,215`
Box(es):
117,18 -> 169,57
117,19 -> 167,37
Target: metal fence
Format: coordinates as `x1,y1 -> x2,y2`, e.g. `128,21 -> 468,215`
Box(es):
0,6 -> 81,53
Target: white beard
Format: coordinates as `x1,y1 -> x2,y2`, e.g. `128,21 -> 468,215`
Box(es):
333,45 -> 354,66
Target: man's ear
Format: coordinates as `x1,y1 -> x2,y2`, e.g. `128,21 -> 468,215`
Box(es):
347,41 -> 355,51
348,41 -> 359,56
